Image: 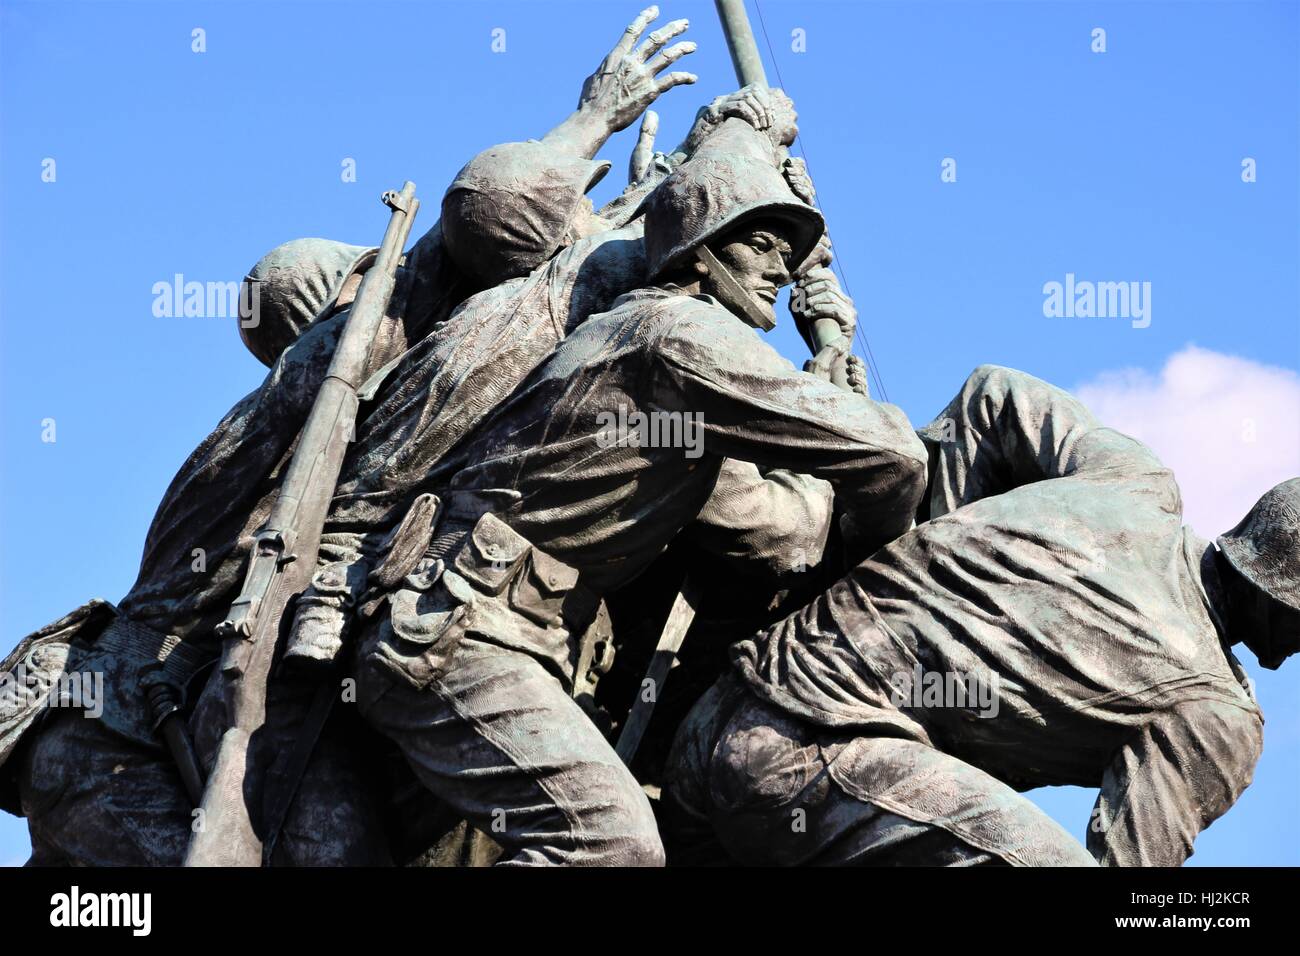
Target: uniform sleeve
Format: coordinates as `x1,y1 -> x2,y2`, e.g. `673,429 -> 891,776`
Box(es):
1087,700 -> 1263,866
648,303 -> 928,553
920,365 -> 1177,519
686,458 -> 834,579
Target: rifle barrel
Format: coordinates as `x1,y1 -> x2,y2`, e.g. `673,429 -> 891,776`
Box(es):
185,182 -> 419,866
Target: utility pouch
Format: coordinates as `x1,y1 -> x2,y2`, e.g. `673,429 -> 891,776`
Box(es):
370,493 -> 441,592
509,548 -> 581,629
453,512 -> 530,596
369,559 -> 474,690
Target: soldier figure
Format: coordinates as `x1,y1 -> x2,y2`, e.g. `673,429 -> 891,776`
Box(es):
347,117 -> 926,865
665,366 -> 1295,866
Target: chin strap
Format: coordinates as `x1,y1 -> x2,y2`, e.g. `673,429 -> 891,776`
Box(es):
696,246 -> 776,331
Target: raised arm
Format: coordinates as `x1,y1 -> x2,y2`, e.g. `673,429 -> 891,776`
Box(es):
541,6 -> 696,160
649,302 -> 927,554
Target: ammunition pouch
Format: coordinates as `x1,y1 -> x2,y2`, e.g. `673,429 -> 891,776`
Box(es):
285,493 -> 443,667
364,499 -> 599,692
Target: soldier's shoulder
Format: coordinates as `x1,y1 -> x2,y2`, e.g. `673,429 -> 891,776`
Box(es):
639,292 -> 758,346
586,290 -> 779,374
1169,692 -> 1265,762
603,288 -> 724,318
584,289 -> 730,342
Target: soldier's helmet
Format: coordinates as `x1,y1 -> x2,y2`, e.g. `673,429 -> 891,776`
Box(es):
643,118 -> 824,282
240,238 -> 376,367
442,142 -> 611,288
1217,477 -> 1300,613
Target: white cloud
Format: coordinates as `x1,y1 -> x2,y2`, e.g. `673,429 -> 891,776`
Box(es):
1075,345 -> 1300,539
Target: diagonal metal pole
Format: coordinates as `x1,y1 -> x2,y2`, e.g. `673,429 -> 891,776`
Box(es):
716,0 -> 889,401
614,578 -> 703,764
714,0 -> 848,360
715,0 -> 768,87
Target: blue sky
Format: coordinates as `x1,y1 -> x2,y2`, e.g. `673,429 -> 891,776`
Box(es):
1,0 -> 1297,865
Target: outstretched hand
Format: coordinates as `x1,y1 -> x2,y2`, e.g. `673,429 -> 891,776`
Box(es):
578,6 -> 698,134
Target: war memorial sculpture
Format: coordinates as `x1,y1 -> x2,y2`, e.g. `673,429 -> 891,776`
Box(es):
1,2 -> 1296,868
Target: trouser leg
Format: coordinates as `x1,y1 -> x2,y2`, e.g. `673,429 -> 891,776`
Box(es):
188,668 -> 395,866
20,676 -> 393,867
667,678 -> 1095,866
817,734 -> 1097,866
19,709 -> 192,866
263,685 -> 395,867
357,636 -> 663,867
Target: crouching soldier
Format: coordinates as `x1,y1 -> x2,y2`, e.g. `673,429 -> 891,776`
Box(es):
348,117 -> 928,866
665,365 -> 1293,866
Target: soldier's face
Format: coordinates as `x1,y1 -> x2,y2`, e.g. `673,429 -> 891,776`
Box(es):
1233,570 -> 1300,669
1255,592 -> 1300,669
712,226 -> 794,303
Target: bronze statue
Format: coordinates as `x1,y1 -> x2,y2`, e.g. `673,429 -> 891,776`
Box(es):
2,4 -> 1294,869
